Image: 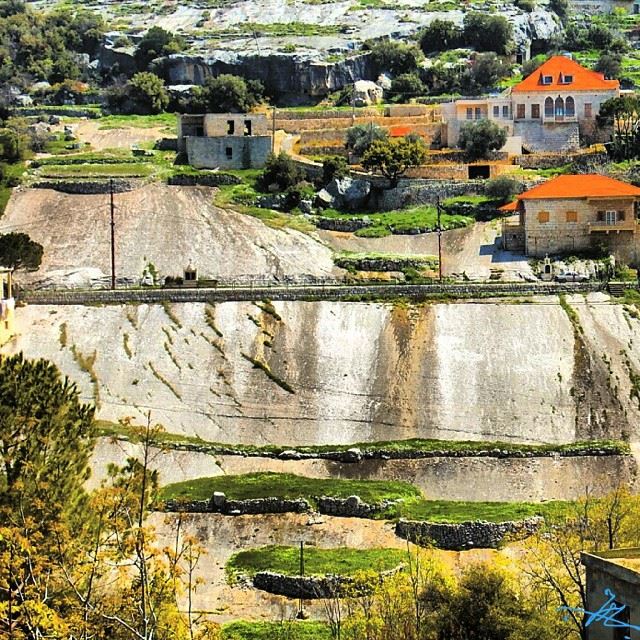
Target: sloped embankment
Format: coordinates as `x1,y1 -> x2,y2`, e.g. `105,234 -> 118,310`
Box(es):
8,296 -> 640,446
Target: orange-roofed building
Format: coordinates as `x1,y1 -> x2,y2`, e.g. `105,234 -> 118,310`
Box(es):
443,55 -> 620,154
500,175 -> 640,261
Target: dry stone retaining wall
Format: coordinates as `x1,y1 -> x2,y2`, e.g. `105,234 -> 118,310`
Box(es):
395,517 -> 543,550
162,496 -> 310,515
21,281 -> 603,305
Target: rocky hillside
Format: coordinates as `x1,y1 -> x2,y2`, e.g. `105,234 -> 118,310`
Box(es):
7,294 -> 640,446
1,184 -> 339,288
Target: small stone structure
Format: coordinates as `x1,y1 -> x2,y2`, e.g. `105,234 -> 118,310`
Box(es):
582,548 -> 640,640
178,113 -> 272,170
395,517 -> 543,551
317,495 -> 398,518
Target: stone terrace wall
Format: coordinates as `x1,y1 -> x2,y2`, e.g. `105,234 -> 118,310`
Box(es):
163,496 -> 310,515
395,517 -> 543,551
30,179 -> 141,194
21,281 -> 604,304
253,572 -> 350,599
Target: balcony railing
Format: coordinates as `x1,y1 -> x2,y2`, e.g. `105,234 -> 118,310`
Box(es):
542,114 -> 578,123
589,220 -> 638,233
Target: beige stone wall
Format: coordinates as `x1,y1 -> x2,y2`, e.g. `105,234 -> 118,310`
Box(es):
511,89 -> 618,122
203,113 -> 269,137
524,197 -> 637,256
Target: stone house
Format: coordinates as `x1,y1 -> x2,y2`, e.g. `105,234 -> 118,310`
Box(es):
444,55 -> 620,153
581,549 -> 640,640
500,174 -> 640,263
0,268 -> 14,346
177,113 -> 273,169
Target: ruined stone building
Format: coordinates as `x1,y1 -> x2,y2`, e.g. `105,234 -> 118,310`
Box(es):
178,113 -> 272,169
500,174 -> 640,263
443,55 -> 620,153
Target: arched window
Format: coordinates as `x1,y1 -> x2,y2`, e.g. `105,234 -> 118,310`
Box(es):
565,96 -> 575,117
555,97 -> 565,119
545,97 -> 554,118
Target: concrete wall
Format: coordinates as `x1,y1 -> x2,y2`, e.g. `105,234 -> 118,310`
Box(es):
186,135 -> 272,169
583,553 -> 640,640
523,197 -> 638,257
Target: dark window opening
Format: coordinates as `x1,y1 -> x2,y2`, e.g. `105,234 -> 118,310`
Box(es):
225,147 -> 233,159
227,120 -> 235,135
184,269 -> 197,281
244,119 -> 252,136
613,602 -> 630,640
195,126 -> 204,137
468,165 -> 490,179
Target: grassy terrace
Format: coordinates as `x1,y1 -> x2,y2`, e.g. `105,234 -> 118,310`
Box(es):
96,113 -> 178,130
227,545 -> 406,580
158,471 -> 571,523
96,421 -> 630,458
319,205 -> 473,238
223,621 -> 330,640
159,472 -> 422,504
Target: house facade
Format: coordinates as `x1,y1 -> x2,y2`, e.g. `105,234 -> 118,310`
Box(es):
444,56 -> 620,153
582,549 -> 640,640
177,113 -> 273,170
500,174 -> 640,263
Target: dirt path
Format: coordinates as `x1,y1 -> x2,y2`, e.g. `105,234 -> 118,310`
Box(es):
319,218 -> 534,281
70,120 -> 170,151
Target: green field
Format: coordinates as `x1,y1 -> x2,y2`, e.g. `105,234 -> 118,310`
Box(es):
320,204 -> 473,237
227,545 -> 406,579
35,162 -> 157,178
223,621 -> 331,640
97,113 -> 178,130
399,499 -> 570,523
159,472 -> 422,505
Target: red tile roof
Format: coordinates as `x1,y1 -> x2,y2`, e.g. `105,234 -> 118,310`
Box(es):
500,175 -> 640,210
511,56 -> 619,93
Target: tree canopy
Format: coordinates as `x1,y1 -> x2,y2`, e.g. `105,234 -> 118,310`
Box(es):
135,26 -> 185,70
597,95 -> 640,160
187,74 -> 265,113
361,137 -> 427,187
458,119 -> 508,160
345,123 -> 389,156
0,353 -> 95,511
0,232 -> 43,270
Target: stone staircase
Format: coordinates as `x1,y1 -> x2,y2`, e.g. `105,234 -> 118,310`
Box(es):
607,281 -> 628,297
514,121 -> 580,153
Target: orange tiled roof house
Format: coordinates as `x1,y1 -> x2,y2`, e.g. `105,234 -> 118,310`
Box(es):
500,175 -> 640,263
443,56 -> 620,154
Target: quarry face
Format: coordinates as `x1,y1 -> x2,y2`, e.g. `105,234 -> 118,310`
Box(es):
9,296 -> 640,446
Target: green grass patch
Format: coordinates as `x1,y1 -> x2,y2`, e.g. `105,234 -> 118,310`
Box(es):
222,21 -> 342,37
159,472 -> 422,504
97,113 -> 178,130
35,162 -> 156,178
96,420 -> 631,459
442,195 -> 492,206
227,545 -> 406,580
321,205 -> 473,236
399,499 -> 570,523
0,162 -> 26,215
223,621 -> 331,640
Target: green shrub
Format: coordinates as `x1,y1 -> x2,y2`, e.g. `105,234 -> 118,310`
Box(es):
485,175 -> 520,204
261,151 -> 306,191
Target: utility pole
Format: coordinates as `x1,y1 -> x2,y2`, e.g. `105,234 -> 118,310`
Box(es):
296,540 -> 305,619
110,179 -> 116,290
436,197 -> 443,282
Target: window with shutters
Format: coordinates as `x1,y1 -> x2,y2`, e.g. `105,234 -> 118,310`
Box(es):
538,211 -> 550,223
565,210 -> 577,223
493,106 -> 500,118
466,108 -> 473,120
584,103 -> 593,118
516,104 -> 525,119
531,104 -> 540,119
502,105 -> 509,118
